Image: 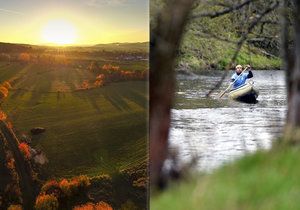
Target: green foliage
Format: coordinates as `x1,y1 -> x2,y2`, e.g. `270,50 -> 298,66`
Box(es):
152,1 -> 282,71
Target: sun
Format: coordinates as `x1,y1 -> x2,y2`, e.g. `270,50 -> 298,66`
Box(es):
42,19 -> 77,45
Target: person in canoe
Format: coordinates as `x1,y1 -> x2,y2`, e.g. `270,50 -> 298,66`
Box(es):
231,64 -> 253,89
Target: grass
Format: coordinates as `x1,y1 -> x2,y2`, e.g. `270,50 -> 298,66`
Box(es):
176,15 -> 281,71
179,36 -> 282,71
151,144 -> 300,210
217,48 -> 282,70
1,62 -> 147,178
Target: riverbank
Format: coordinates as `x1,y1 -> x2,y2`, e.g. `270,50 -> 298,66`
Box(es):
177,36 -> 281,72
151,142 -> 300,210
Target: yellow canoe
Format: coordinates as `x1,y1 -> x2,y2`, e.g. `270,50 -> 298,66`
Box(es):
229,83 -> 259,103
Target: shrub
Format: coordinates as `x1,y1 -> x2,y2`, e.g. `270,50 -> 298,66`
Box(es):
35,194 -> 59,210
59,179 -> 72,197
18,53 -> 30,63
94,74 -> 105,87
42,175 -> 90,199
73,202 -> 94,210
5,183 -> 22,205
7,204 -> 22,210
120,200 -> 139,210
7,121 -> 13,129
133,177 -> 147,188
76,175 -> 91,188
6,156 -> 15,170
0,111 -> 7,120
2,81 -> 12,89
18,143 -> 31,160
73,201 -> 113,210
65,175 -> 90,196
88,61 -> 99,72
78,80 -> 90,90
0,86 -> 8,99
102,64 -> 120,72
94,201 -> 113,210
41,180 -> 62,198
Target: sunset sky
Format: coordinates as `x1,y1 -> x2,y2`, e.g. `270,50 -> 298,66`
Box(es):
0,0 -> 148,45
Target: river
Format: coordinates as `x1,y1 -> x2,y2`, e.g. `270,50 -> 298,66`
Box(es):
169,70 -> 287,172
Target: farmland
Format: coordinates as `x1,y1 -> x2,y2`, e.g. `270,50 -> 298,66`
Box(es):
0,42 -> 148,209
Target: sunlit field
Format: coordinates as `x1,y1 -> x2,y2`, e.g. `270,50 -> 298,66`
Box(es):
0,42 -> 148,209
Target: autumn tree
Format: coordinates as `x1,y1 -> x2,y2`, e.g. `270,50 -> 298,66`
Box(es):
73,201 -> 113,210
18,53 -> 30,63
18,143 -> 31,160
35,194 -> 59,210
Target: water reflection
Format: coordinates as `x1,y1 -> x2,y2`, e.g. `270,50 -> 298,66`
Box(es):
170,70 -> 287,172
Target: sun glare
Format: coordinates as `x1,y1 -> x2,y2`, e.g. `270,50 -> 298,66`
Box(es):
42,19 -> 77,45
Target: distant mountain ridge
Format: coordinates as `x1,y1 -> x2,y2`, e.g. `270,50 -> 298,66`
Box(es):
0,41 -> 149,53
93,42 -> 148,47
0,41 -> 148,47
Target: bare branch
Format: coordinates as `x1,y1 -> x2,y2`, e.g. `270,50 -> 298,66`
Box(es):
150,0 -> 195,187
190,0 -> 254,19
205,1 -> 279,97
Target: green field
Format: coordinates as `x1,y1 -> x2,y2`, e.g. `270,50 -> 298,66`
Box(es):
0,60 -> 147,178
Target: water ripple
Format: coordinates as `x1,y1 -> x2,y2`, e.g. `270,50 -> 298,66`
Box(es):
170,70 -> 287,172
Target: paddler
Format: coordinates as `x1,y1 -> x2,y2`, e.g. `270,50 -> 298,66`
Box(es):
231,64 -> 253,89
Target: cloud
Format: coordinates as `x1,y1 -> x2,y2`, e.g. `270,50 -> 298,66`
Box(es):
0,8 -> 24,15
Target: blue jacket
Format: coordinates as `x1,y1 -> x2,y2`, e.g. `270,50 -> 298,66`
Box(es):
231,71 -> 253,89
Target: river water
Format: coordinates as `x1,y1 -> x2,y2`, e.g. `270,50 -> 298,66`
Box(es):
169,70 -> 287,173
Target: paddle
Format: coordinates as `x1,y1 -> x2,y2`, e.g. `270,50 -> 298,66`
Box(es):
219,66 -> 249,98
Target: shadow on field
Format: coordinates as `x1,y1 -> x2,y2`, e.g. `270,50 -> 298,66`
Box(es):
121,89 -> 147,109
72,91 -> 103,113
103,89 -> 131,111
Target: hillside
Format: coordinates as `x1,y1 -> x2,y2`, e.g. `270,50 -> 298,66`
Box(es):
93,42 -> 149,52
151,1 -> 282,71
0,42 -> 149,53
0,43 -> 148,209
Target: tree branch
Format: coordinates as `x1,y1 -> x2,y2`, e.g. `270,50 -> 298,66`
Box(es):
190,0 -> 254,19
150,0 -> 195,187
205,1 -> 279,97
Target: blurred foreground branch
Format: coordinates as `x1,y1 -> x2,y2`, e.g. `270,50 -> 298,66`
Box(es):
150,0 -> 195,187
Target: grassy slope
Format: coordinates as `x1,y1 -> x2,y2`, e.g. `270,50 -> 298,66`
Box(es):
151,144 -> 300,210
179,33 -> 282,71
150,1 -> 281,71
0,63 -> 147,178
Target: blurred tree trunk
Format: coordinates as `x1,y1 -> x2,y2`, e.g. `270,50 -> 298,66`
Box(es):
150,0 -> 195,186
281,0 -> 293,107
285,0 -> 300,137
